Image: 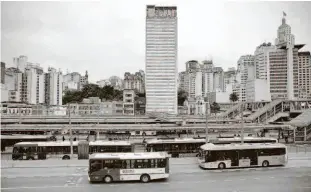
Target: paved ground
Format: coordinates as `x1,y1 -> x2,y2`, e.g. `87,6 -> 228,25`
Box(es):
2,156 -> 311,192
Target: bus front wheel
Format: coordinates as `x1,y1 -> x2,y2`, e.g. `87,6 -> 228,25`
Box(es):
103,175 -> 113,183
218,162 -> 226,169
262,160 -> 269,167
140,174 -> 150,183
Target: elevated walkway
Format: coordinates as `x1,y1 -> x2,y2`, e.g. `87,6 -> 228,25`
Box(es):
218,103 -> 244,119
288,108 -> 311,142
267,112 -> 289,123
245,99 -> 283,123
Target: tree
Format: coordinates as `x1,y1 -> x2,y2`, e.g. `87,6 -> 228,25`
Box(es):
210,102 -> 220,116
178,89 -> 188,106
62,84 -> 123,104
229,92 -> 239,103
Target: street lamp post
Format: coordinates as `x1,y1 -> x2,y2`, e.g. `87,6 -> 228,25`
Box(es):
205,102 -> 209,144
68,103 -> 73,158
241,103 -> 244,144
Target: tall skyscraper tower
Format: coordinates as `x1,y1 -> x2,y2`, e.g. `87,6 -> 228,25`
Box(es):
145,5 -> 178,114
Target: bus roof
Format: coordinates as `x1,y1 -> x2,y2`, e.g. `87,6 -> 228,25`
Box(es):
13,140 -> 132,147
14,141 -> 80,147
146,138 -> 205,144
200,143 -> 286,151
89,140 -> 132,146
216,137 -> 277,142
89,152 -> 169,160
0,135 -> 51,140
146,137 -> 277,144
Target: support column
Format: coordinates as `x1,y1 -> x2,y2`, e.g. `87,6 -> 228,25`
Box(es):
304,127 -> 307,141
293,128 -> 296,143
96,131 -> 100,141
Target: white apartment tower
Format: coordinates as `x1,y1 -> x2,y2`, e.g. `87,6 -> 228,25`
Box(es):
202,60 -> 214,96
145,5 -> 178,114
45,67 -> 63,106
183,60 -> 202,98
236,55 -> 254,101
23,63 -> 45,104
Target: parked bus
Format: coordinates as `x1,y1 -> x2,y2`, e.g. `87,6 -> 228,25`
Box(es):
88,152 -> 170,183
89,141 -> 134,154
198,143 -> 287,169
12,140 -> 133,160
145,137 -> 278,157
1,134 -> 56,152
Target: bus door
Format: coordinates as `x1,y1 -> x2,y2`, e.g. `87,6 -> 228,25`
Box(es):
229,150 -> 239,167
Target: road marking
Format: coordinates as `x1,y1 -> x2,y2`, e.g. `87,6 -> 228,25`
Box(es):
269,176 -> 275,179
253,177 -> 260,180
76,177 -> 83,184
224,179 -> 232,182
1,185 -> 81,190
239,178 -> 246,181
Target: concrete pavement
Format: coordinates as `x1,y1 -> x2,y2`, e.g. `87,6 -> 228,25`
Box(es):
2,156 -> 311,192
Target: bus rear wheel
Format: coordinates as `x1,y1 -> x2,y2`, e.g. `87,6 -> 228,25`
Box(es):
262,160 -> 269,167
103,175 -> 113,183
218,162 -> 226,169
140,174 -> 150,183
62,155 -> 70,160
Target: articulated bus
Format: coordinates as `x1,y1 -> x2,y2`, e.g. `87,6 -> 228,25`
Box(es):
145,137 -> 278,157
88,152 -> 170,183
198,143 -> 287,169
12,140 -> 133,160
1,134 -> 56,152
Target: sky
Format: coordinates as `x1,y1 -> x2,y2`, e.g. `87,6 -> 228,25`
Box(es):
1,1 -> 311,83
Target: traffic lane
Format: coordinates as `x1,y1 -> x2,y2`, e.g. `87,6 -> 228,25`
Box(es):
1,167 -> 82,178
3,157 -> 311,177
2,167 -> 311,190
2,174 -> 311,192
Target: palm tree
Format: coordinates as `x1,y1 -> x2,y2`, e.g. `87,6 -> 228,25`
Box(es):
229,92 -> 239,103
210,102 -> 220,117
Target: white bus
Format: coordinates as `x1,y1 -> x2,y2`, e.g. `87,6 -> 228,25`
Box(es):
198,143 -> 287,169
12,140 -> 133,160
88,152 -> 170,183
1,134 -> 56,151
145,137 -> 278,157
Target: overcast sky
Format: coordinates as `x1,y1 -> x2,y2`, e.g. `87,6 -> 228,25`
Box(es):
1,1 -> 311,82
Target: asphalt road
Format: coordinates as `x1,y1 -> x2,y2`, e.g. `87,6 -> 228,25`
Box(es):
2,157 -> 311,192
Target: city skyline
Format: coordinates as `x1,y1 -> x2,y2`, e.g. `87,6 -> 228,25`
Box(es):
1,1 -> 311,82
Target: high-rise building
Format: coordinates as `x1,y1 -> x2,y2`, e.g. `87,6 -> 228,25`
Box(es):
23,63 -> 45,104
183,60 -> 202,98
254,43 -> 277,80
63,72 -> 81,91
124,71 -> 145,93
13,55 -> 28,72
79,71 -> 89,90
236,55 -> 254,101
178,71 -> 186,91
202,60 -> 214,96
1,62 -> 5,84
213,67 -> 225,92
45,67 -> 63,106
298,51 -> 311,99
145,5 -> 178,114
4,67 -> 22,102
275,14 -> 295,47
